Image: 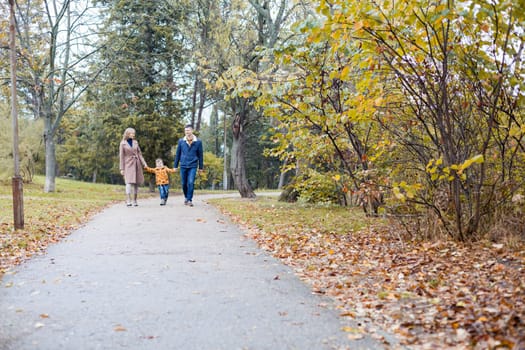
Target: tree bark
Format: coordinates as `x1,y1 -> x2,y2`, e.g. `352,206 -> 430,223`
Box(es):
44,126 -> 57,192
223,110 -> 228,190
9,0 -> 24,229
196,82 -> 207,131
190,74 -> 198,128
277,157 -> 289,189
230,112 -> 255,198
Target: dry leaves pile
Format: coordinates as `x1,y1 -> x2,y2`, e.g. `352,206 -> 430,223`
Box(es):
223,209 -> 525,349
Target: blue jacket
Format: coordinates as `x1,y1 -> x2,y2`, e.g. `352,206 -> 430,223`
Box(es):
174,137 -> 204,169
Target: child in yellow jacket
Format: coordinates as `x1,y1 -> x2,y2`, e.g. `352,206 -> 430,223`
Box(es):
144,158 -> 176,205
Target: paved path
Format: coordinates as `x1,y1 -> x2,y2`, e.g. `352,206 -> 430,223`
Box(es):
0,194 -> 390,350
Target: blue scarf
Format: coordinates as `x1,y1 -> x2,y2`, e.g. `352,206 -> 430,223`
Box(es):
127,138 -> 133,147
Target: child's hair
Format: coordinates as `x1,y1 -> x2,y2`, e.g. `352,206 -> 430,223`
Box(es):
155,158 -> 164,164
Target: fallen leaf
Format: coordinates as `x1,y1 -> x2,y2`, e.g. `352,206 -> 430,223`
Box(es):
114,325 -> 127,332
342,326 -> 361,333
348,333 -> 365,340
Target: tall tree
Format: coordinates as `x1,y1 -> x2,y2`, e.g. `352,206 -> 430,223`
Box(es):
255,25 -> 384,203
185,0 -> 216,131
91,0 -> 189,177
202,0 -> 311,197
6,0 -> 108,192
9,0 -> 24,229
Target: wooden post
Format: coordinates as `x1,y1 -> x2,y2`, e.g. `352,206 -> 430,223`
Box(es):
9,0 -> 24,229
12,176 -> 24,229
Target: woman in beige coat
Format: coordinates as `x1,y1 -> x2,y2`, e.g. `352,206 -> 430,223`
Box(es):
119,128 -> 147,206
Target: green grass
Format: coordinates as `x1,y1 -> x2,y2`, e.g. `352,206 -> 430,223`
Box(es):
0,176 -> 128,225
208,195 -> 373,235
0,175 -> 125,200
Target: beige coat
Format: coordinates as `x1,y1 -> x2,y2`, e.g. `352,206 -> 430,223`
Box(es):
119,140 -> 146,184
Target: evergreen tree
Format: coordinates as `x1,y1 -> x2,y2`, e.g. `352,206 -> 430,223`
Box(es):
90,0 -> 190,184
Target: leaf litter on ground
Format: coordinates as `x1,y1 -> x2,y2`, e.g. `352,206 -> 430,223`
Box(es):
2,183 -> 523,349
210,196 -> 525,350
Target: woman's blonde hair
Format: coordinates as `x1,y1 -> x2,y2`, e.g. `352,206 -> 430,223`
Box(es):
122,127 -> 136,141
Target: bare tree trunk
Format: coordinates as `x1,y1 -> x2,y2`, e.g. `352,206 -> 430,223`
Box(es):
9,0 -> 24,229
223,111 -> 228,190
190,74 -> 198,128
231,113 -> 255,198
44,125 -> 57,192
196,83 -> 207,131
277,157 -> 288,189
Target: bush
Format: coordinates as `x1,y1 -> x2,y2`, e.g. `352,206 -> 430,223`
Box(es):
0,105 -> 43,183
282,169 -> 339,204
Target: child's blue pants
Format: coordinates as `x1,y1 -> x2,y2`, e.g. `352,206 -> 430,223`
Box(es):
158,184 -> 169,200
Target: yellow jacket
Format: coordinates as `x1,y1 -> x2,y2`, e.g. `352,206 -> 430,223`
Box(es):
144,166 -> 176,185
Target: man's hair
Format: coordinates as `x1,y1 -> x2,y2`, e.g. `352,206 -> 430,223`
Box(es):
184,124 -> 193,129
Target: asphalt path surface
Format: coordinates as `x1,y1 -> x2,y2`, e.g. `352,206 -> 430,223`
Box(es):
0,193 -> 392,350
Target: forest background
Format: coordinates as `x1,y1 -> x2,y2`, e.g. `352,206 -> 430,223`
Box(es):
2,0 -> 525,241
1,0 -> 524,348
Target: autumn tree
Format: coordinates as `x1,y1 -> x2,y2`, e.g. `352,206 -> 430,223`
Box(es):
0,0 -> 110,192
0,103 -> 44,183
181,0 -> 218,131
203,0 -> 312,197
255,18 -> 387,204
55,100 -> 112,183
303,0 -> 525,240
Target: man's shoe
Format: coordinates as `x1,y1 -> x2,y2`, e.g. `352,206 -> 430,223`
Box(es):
133,202 -> 138,207
188,201 -> 194,207
184,199 -> 189,205
126,202 -> 132,207
160,199 -> 165,206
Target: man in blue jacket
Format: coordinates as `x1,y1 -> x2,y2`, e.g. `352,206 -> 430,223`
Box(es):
174,124 -> 204,207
